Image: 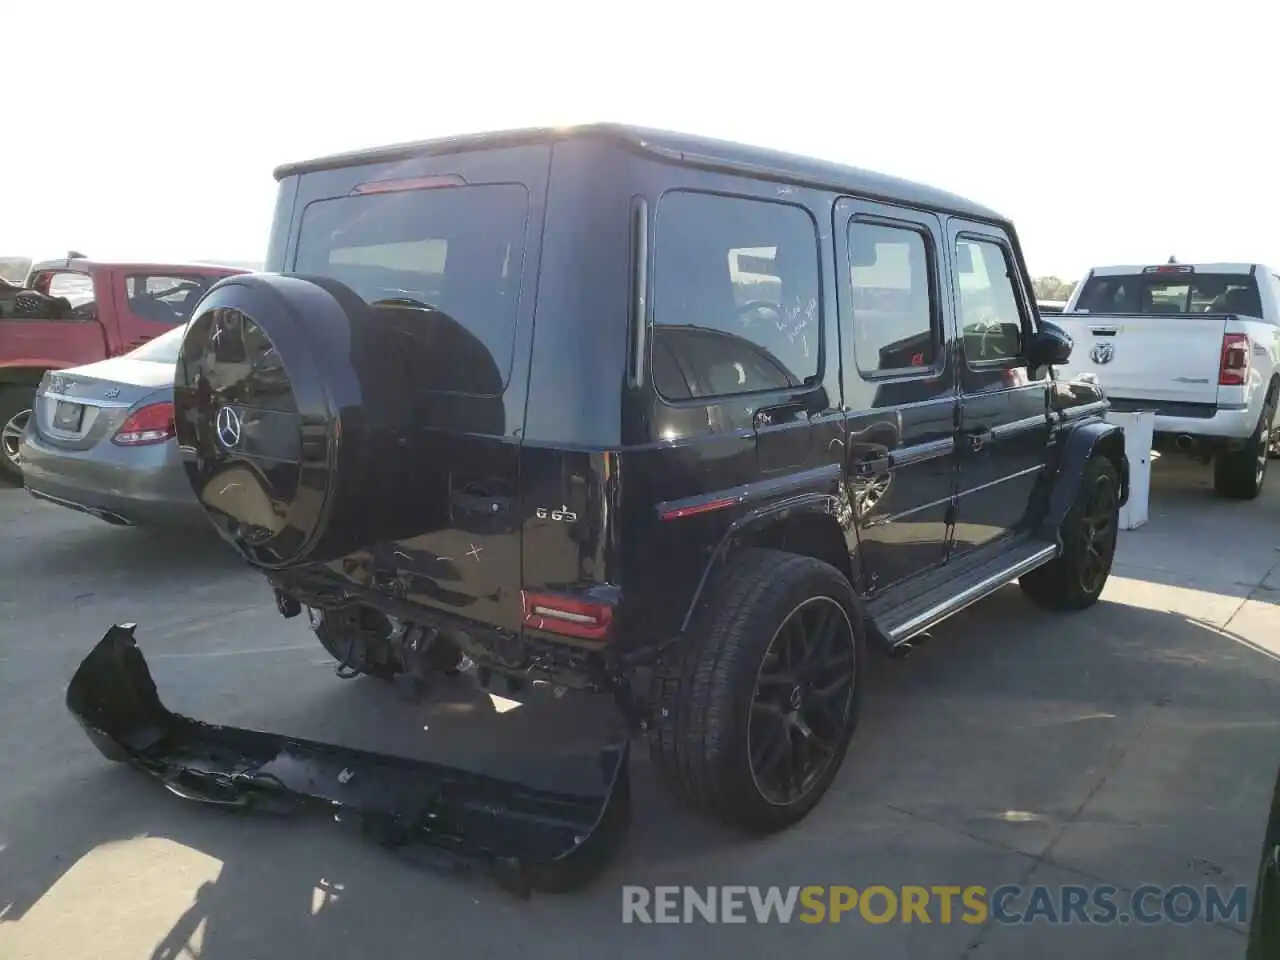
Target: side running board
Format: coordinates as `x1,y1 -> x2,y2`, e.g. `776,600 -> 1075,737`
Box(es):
870,541 -> 1059,646
66,623 -> 631,897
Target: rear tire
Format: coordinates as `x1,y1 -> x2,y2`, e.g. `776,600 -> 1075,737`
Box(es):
1214,396 -> 1274,500
0,386 -> 34,485
649,548 -> 866,833
1020,455 -> 1121,611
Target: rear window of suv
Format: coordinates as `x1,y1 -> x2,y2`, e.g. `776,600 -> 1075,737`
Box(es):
293,183 -> 530,390
1074,272 -> 1262,316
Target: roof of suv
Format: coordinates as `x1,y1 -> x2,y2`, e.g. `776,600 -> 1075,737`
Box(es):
274,122 -> 1006,224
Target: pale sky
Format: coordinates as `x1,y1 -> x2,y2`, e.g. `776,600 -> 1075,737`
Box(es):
6,0 -> 1276,281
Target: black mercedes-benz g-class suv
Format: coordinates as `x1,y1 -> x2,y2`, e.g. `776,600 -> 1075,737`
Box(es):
68,123 -> 1126,888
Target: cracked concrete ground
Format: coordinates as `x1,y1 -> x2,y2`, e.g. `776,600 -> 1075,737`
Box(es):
0,455 -> 1277,959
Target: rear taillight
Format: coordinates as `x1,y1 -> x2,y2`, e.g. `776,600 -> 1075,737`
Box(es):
112,401 -> 175,445
1219,333 -> 1251,386
521,591 -> 614,641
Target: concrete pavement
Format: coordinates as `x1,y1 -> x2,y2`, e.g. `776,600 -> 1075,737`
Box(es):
0,454 -> 1277,959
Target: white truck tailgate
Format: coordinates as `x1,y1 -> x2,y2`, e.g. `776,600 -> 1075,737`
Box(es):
1053,313 -> 1226,405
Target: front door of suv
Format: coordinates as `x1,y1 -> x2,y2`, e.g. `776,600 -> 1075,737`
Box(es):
836,199 -> 958,595
946,221 -> 1049,558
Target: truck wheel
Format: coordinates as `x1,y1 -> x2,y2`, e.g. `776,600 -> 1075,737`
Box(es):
1019,455 -> 1121,611
1214,396 -> 1275,500
649,548 -> 866,833
0,386 -> 34,484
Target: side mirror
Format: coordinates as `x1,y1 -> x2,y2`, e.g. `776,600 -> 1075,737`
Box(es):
1027,320 -> 1073,368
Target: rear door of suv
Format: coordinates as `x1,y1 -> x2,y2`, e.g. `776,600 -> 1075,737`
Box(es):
278,144 -> 550,634
836,198 -> 959,594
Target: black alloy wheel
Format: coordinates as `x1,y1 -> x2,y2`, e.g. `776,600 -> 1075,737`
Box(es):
1077,468 -> 1118,596
1018,455 -> 1122,611
748,596 -> 857,806
648,548 -> 867,832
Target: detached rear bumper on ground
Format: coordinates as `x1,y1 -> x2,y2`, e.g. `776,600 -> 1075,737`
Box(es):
66,623 -> 631,897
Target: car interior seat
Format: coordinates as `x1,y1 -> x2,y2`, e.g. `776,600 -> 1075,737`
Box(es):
1221,287 -> 1262,317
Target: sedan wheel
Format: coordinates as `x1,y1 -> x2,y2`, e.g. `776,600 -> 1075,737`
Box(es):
1,406 -> 30,475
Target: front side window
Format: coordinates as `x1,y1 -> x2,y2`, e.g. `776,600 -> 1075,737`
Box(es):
651,191 -> 821,401
955,238 -> 1025,364
847,221 -> 936,376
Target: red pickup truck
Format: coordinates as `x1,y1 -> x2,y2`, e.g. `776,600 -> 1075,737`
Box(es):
0,257 -> 246,482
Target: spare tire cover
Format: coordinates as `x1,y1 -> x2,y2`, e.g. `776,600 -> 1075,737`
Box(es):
174,272 -> 500,569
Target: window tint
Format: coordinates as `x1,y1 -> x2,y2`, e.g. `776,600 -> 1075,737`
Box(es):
955,239 -> 1024,363
1074,272 -> 1261,317
125,274 -> 215,325
294,184 -> 529,394
847,221 -> 935,375
651,191 -> 820,400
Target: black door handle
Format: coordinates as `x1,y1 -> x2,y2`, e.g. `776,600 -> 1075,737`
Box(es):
852,455 -> 892,479
755,404 -> 799,429
451,480 -> 512,518
966,427 -> 992,452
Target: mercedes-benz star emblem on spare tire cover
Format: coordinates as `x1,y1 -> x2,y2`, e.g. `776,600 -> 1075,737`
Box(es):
216,406 -> 243,449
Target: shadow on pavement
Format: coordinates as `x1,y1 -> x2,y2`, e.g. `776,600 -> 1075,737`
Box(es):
21,523 -> 242,580
2,584 -> 1278,958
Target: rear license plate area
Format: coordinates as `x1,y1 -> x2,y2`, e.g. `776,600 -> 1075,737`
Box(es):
53,400 -> 85,431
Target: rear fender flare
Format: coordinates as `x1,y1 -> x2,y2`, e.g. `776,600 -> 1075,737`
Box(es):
1039,420 -> 1129,540
678,490 -> 856,637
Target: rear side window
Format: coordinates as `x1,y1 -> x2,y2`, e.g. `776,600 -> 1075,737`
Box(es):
847,221 -> 936,376
1074,272 -> 1262,316
124,274 -> 215,325
293,184 -> 529,392
955,238 -> 1025,364
651,191 -> 820,401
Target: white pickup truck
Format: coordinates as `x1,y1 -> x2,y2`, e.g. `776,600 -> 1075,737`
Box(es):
1052,262 -> 1280,499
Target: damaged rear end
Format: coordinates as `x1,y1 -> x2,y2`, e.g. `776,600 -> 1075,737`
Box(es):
67,623 -> 629,896
64,132 -> 641,893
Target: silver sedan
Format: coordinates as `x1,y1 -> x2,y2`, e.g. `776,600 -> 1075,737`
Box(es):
19,326 -> 203,528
